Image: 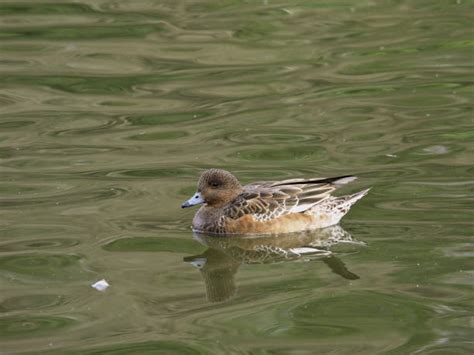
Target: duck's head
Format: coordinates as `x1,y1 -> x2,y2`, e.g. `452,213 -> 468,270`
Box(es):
182,169 -> 243,208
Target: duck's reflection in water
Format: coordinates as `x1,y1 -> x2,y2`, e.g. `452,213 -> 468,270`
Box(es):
184,225 -> 365,302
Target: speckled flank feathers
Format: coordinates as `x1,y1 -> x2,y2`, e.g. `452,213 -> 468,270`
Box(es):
307,188 -> 371,228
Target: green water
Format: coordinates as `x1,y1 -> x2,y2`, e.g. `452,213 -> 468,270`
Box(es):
0,1 -> 473,353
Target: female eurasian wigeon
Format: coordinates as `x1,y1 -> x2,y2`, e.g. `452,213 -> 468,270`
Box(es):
182,169 -> 370,235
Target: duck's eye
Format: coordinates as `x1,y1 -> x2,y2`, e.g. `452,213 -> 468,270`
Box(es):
210,181 -> 219,188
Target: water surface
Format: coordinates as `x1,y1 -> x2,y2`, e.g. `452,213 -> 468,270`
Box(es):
0,1 -> 473,354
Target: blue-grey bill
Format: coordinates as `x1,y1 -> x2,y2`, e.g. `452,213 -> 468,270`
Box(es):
181,192 -> 204,208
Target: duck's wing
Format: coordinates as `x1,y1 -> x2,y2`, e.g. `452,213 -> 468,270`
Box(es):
223,175 -> 357,221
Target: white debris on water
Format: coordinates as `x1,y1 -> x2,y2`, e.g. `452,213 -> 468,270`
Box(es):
91,279 -> 110,291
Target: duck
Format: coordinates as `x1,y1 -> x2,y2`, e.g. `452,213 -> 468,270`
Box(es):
181,169 -> 370,235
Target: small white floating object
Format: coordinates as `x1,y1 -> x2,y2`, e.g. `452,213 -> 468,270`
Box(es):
91,279 -> 109,292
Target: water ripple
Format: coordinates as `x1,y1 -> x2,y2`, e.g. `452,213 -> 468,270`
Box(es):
0,315 -> 76,340
0,253 -> 91,281
0,186 -> 128,208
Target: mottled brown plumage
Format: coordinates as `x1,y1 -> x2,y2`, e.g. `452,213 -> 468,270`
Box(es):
182,169 -> 370,235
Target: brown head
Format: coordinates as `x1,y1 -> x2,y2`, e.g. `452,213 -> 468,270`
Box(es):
182,169 -> 243,208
